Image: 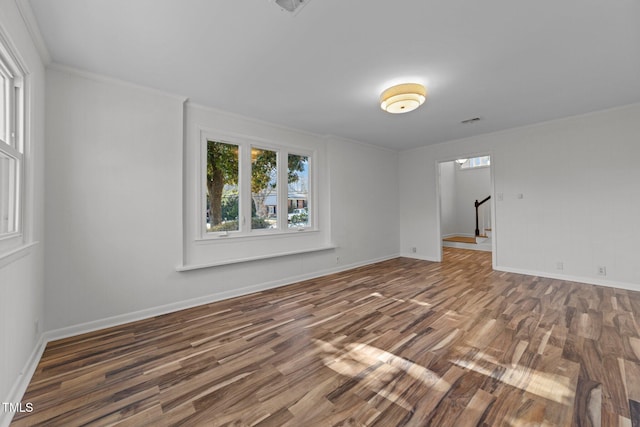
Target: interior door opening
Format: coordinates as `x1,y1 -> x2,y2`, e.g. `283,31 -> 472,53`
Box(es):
437,155 -> 496,266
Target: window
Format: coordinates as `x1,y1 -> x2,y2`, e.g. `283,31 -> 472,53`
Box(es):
204,138 -> 313,237
0,38 -> 24,240
287,154 -> 309,228
459,155 -> 490,169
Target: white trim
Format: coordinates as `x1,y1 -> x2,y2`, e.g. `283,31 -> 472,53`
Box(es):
0,333 -> 46,427
45,253 -> 400,342
494,265 -> 640,293
47,63 -> 189,103
177,244 -> 336,271
14,0 -> 52,64
442,241 -> 492,252
0,240 -> 37,269
188,101 -> 326,141
413,102 -> 640,153
324,134 -> 399,153
399,253 -> 440,262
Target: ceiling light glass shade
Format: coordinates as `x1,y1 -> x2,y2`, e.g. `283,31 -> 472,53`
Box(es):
455,158 -> 468,165
380,83 -> 426,114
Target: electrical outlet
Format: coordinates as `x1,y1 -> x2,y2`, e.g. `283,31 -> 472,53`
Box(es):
597,266 -> 607,276
336,256 -> 340,264
556,262 -> 563,271
411,247 -> 417,253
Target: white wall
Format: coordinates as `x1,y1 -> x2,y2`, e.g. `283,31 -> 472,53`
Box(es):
400,103 -> 640,290
439,161 -> 491,237
453,164 -> 491,235
44,67 -> 399,333
439,161 -> 456,237
0,0 -> 46,423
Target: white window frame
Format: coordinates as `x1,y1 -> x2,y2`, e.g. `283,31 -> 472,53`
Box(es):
199,131 -> 316,240
0,30 -> 27,254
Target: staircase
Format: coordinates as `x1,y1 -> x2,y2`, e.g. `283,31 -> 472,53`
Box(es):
442,195 -> 492,252
443,228 -> 492,252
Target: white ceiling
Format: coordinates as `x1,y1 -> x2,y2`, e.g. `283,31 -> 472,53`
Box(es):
28,0 -> 640,150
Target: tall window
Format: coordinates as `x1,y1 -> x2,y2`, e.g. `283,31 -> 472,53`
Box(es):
0,39 -> 24,239
288,154 -> 309,228
251,147 -> 278,230
206,141 -> 239,232
204,138 -> 313,237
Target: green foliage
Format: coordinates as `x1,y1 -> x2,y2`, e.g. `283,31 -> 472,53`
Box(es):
289,212 -> 308,225
250,150 -> 306,193
221,193 -> 239,221
251,149 -> 277,194
209,217 -> 271,232
207,141 -> 307,225
207,141 -> 238,186
250,217 -> 271,229
209,220 -> 239,232
286,155 -> 306,184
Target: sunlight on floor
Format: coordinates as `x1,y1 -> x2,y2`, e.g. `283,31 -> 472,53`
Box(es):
451,350 -> 573,405
313,339 -> 446,411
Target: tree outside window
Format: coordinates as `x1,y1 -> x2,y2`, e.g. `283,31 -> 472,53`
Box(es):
206,140 -> 308,234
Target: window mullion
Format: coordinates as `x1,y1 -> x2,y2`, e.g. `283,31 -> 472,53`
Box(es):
278,150 -> 287,230
240,143 -> 251,234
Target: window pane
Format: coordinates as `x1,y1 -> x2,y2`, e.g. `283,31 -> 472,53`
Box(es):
0,150 -> 17,234
287,154 -> 309,228
206,141 -> 239,233
460,155 -> 490,169
251,147 -> 277,230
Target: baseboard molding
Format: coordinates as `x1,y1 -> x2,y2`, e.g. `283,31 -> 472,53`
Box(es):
442,241 -> 492,252
1,334 -> 47,427
45,253 -> 401,342
494,265 -> 640,293
399,253 -> 440,262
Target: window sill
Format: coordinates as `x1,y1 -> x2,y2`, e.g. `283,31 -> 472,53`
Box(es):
194,228 -> 319,243
176,243 -> 336,271
0,241 -> 39,269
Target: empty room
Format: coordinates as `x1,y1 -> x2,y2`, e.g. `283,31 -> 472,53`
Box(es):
1,0 -> 640,425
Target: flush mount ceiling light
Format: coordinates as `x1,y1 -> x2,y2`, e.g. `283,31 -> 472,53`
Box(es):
380,83 -> 426,114
272,0 -> 310,14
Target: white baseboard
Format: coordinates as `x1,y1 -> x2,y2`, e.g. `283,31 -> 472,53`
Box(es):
1,334 -> 47,427
442,241 -> 492,252
2,253 -> 399,422
399,253 -> 440,262
494,265 -> 640,293
45,253 -> 400,342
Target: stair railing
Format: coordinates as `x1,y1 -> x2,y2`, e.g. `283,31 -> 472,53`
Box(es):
475,195 -> 491,236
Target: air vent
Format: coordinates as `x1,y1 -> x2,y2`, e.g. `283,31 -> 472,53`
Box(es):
461,117 -> 481,124
272,0 -> 310,14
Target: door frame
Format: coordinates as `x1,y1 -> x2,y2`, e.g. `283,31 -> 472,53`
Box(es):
435,153 -> 497,269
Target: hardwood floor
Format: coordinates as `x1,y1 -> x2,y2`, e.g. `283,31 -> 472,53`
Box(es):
12,248 -> 640,426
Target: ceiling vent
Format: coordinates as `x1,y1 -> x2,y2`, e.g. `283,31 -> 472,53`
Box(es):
272,0 -> 310,14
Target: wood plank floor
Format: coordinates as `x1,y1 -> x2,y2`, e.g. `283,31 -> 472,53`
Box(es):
443,236 -> 478,244
12,248 -> 640,426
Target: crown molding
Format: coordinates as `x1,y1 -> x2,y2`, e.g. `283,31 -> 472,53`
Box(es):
14,0 -> 51,65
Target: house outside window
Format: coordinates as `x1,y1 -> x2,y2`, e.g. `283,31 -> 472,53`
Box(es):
204,139 -> 313,237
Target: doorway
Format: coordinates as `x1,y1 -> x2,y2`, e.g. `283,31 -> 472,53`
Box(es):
437,155 -> 496,264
